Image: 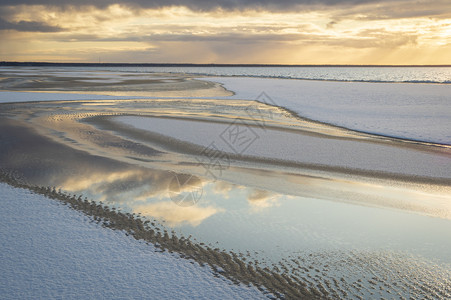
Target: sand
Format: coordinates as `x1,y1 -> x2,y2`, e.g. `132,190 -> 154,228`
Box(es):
206,76 -> 451,145
1,66 -> 450,299
0,180 -> 271,300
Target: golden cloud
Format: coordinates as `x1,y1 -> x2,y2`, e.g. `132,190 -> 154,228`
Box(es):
1,3 -> 450,63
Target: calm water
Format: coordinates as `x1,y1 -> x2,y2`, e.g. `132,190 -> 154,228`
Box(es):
100,66 -> 451,83
3,65 -> 451,83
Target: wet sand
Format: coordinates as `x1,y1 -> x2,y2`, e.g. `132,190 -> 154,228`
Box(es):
0,181 -> 270,299
2,96 -> 448,218
1,67 -> 450,299
0,68 -> 231,97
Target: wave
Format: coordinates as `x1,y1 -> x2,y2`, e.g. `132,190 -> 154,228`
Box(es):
3,63 -> 450,84
135,70 -> 450,84
192,74 -> 451,84
118,68 -> 451,84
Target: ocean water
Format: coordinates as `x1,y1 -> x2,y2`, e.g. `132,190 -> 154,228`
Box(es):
104,66 -> 451,84
4,65 -> 450,84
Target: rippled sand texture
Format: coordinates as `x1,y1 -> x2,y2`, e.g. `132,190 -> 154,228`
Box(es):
1,68 -> 450,299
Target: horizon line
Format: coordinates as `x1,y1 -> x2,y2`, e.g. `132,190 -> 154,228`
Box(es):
1,61 -> 450,67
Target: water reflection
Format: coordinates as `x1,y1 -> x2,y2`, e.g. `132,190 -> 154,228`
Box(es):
247,189 -> 281,210
1,97 -> 451,299
135,201 -> 222,227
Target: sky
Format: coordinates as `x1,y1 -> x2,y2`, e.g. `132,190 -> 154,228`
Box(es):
0,0 -> 450,64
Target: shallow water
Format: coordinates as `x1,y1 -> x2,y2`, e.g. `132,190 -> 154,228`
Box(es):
1,68 -> 450,299
1,97 -> 450,299
3,65 -> 450,83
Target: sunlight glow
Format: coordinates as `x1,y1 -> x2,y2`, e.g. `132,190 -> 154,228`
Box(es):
0,3 -> 450,64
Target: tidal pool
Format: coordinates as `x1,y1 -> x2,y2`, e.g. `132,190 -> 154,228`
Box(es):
1,97 -> 450,299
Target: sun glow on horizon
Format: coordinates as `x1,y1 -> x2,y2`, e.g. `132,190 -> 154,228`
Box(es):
0,2 -> 450,64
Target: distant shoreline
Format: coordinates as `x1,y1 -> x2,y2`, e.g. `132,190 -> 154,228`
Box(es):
1,61 -> 450,68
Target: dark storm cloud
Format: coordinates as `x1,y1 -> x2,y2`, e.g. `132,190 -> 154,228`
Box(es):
0,0 -> 393,11
0,18 -> 64,32
1,0 -> 449,21
332,2 -> 451,20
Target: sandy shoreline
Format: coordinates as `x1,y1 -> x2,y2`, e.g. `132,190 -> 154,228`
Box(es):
0,180 -> 271,299
111,114 -> 451,179
1,67 -> 450,299
5,92 -> 450,215
206,76 -> 451,145
0,68 -> 232,98
2,98 -> 450,218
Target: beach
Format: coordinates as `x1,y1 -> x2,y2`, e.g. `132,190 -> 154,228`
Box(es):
1,66 -> 450,299
0,182 -> 269,299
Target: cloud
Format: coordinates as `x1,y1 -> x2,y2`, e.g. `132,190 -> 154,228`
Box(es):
326,29 -> 418,49
0,0 -> 437,13
330,0 -> 451,20
1,0 -> 449,64
0,0 -> 447,12
0,18 -> 64,32
52,29 -> 419,51
327,21 -> 337,28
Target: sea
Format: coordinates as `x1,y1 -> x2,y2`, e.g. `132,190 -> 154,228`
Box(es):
119,65 -> 451,84
5,63 -> 451,83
